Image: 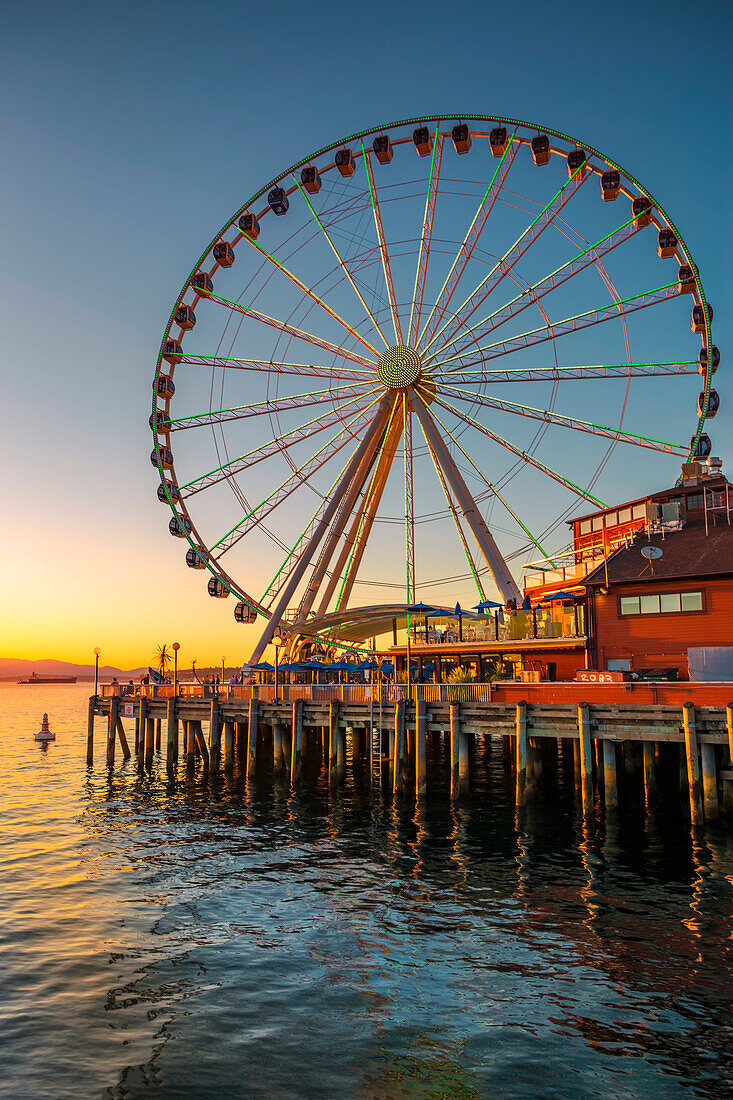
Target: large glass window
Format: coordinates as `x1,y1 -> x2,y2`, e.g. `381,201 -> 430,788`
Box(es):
619,590 -> 703,615
686,493 -> 703,511
632,503 -> 646,519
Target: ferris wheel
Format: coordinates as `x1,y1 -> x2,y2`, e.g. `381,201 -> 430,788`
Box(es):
151,114 -> 718,663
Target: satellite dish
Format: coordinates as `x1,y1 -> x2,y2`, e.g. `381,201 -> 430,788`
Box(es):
641,546 -> 663,560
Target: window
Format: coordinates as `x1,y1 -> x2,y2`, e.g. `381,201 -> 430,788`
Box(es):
618,507 -> 632,524
619,590 -> 703,615
592,515 -> 603,531
632,503 -> 646,519
686,493 -> 703,511
605,511 -> 618,527
580,519 -> 591,535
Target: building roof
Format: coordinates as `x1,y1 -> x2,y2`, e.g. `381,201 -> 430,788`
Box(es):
584,518 -> 733,587
567,475 -> 730,526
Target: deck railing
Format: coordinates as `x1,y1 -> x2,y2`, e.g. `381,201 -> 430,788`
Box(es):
100,682 -> 498,703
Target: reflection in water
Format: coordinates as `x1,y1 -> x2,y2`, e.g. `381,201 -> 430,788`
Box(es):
1,685 -> 732,1099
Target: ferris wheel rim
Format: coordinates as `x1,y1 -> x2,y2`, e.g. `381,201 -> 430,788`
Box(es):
151,112 -> 715,621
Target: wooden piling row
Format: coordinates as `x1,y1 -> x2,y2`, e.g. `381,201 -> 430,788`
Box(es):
88,694 -> 732,831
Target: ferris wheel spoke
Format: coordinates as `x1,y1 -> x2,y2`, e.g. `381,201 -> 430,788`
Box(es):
431,281 -> 681,372
426,403 -> 557,565
407,128 -> 444,347
242,233 -> 381,358
433,216 -> 641,361
210,398 -> 382,558
423,161 -> 589,357
203,291 -> 377,370
417,133 -> 519,350
295,394 -> 400,621
436,383 -> 688,455
178,393 -> 376,498
175,354 -> 372,380
167,381 -> 377,432
292,173 -> 392,350
249,394 -> 394,661
420,429 -> 487,600
402,394 -> 416,605
362,143 -> 403,345
428,391 -> 606,506
327,404 -> 403,616
436,360 -> 698,386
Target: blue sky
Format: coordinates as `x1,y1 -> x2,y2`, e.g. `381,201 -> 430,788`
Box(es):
1,0 -> 730,664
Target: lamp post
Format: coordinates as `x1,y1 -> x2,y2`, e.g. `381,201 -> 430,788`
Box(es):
272,632 -> 283,704
172,642 -> 180,695
221,655 -> 226,687
93,647 -> 101,698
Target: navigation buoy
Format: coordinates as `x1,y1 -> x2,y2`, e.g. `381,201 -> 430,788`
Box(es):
35,713 -> 55,741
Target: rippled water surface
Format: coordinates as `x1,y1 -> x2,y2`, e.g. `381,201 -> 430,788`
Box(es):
1,684 -> 732,1099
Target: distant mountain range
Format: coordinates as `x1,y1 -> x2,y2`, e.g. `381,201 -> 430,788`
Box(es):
0,658 -> 148,681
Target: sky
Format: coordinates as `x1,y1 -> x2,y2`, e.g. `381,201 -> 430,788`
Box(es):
1,0 -> 730,669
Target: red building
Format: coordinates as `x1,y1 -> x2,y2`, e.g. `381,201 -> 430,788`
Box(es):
582,475 -> 733,679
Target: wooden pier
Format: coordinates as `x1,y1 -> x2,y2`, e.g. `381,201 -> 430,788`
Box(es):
88,687 -> 733,826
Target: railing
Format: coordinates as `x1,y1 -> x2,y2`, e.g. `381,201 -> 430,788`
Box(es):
100,682 -> 498,704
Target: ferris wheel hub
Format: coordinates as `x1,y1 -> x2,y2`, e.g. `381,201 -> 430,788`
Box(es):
376,345 -> 422,389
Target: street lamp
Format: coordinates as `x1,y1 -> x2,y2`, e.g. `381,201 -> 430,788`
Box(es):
172,642 -> 180,695
272,631 -> 284,704
221,655 -> 226,685
93,647 -> 101,698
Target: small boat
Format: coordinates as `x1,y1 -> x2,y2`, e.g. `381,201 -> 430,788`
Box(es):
35,713 -> 56,741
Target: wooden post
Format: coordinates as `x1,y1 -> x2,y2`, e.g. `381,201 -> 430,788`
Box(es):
291,701 -> 304,783
194,720 -> 209,767
106,697 -> 118,766
208,701 -> 218,760
328,700 -> 340,782
155,718 -> 162,752
235,720 -> 247,759
393,699 -> 407,794
643,741 -> 657,800
116,716 -> 131,760
577,703 -> 593,810
449,703 -> 461,799
166,698 -> 177,771
415,698 -> 427,797
224,719 -> 235,769
273,723 -> 285,775
515,701 -> 528,801
137,698 -> 147,767
86,698 -> 95,766
247,700 -> 258,776
145,714 -> 155,768
727,703 -> 733,765
458,725 -> 469,795
186,716 -> 195,769
134,710 -> 140,754
700,742 -> 719,821
602,740 -> 618,809
683,702 -> 703,826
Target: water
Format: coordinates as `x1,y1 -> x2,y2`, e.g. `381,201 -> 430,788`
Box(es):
1,685 -> 732,1099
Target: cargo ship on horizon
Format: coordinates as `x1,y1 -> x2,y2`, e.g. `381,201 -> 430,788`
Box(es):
17,672 -> 77,684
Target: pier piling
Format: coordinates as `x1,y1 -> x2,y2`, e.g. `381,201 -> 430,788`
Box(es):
224,719 -> 235,769
516,702 -> 528,801
602,740 -> 618,809
247,700 -> 258,775
393,699 -> 407,794
145,714 -> 155,768
415,699 -> 427,797
577,703 -> 593,810
86,698 -> 95,766
116,715 -> 131,761
106,697 -> 118,766
700,743 -> 719,820
166,699 -> 177,771
683,703 -> 703,826
291,701 -> 304,783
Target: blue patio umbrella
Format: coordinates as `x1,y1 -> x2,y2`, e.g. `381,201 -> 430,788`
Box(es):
251,661 -> 274,671
522,595 -> 532,612
408,601 -> 439,640
539,590 -> 578,603
473,599 -> 503,612
454,602 -> 464,641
